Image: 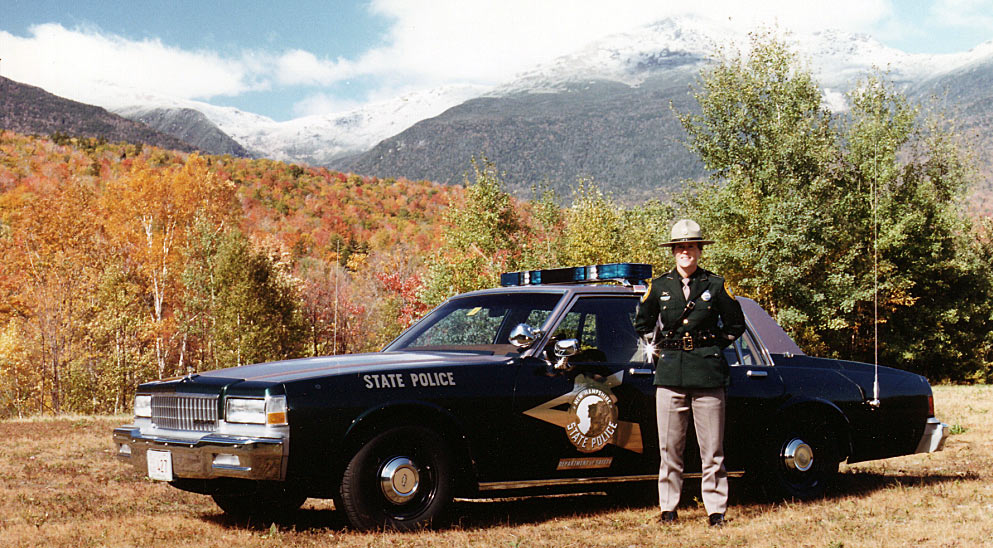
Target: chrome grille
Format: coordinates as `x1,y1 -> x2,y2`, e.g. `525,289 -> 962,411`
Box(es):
151,394 -> 219,431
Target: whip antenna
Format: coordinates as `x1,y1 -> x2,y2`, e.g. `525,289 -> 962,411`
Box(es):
869,139 -> 881,408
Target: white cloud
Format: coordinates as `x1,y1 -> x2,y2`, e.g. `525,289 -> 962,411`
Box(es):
275,49 -> 357,86
354,0 -> 895,87
0,23 -> 263,106
930,0 -> 993,30
0,1 -> 985,120
292,92 -> 364,118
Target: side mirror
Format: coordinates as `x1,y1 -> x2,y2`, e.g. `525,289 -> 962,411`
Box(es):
553,339 -> 579,371
509,323 -> 543,349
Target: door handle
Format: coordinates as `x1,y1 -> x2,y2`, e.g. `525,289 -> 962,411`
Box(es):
746,370 -> 768,378
628,368 -> 654,376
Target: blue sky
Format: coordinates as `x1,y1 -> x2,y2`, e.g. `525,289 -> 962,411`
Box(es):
2,0 -> 992,121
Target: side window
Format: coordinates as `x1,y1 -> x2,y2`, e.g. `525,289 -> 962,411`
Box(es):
726,329 -> 766,366
548,297 -> 642,364
526,309 -> 553,330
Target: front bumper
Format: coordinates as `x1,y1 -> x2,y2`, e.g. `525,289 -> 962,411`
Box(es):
113,425 -> 287,481
914,417 -> 949,454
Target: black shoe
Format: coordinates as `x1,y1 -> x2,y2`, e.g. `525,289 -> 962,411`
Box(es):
658,510 -> 678,523
708,513 -> 725,527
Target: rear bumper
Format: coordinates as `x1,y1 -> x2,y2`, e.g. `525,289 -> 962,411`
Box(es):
914,417 -> 949,454
113,425 -> 287,481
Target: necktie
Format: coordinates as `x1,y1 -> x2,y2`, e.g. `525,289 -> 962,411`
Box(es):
682,278 -> 691,301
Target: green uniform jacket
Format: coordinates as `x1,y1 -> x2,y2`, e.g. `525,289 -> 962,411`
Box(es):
634,268 -> 746,388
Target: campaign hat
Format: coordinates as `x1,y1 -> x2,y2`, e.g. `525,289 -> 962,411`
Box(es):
662,219 -> 714,247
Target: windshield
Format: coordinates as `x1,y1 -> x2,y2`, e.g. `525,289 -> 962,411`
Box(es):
385,292 -> 565,354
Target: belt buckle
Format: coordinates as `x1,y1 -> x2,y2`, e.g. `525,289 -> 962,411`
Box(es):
682,332 -> 694,351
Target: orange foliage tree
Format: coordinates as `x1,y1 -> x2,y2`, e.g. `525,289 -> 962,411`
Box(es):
0,162 -> 104,413
102,154 -> 238,378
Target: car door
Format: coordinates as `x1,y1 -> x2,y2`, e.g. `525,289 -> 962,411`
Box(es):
723,328 -> 787,472
509,295 -> 659,483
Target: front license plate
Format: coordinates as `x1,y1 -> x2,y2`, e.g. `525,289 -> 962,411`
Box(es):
147,450 -> 174,481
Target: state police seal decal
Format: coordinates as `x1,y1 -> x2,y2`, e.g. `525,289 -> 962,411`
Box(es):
522,371 -> 643,454
566,386 -> 618,453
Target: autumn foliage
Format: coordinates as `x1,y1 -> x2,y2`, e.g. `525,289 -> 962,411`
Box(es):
0,131 -> 460,417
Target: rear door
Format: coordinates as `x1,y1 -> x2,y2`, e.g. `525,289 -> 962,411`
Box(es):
723,328 -> 786,471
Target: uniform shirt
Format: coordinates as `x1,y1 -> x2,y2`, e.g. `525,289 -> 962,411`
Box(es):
634,267 -> 746,388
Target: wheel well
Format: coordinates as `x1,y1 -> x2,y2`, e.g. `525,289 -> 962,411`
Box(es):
338,404 -> 477,496
773,400 -> 853,463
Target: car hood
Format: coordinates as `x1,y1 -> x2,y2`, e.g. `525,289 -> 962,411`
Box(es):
189,351 -> 517,385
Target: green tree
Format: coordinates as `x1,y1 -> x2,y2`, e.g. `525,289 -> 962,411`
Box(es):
82,264 -> 155,413
831,76 -> 990,380
676,33 -> 989,380
561,179 -> 624,265
419,158 -> 527,307
617,199 -> 675,275
211,230 -> 307,367
675,32 -> 838,320
178,214 -> 224,371
521,182 -> 565,269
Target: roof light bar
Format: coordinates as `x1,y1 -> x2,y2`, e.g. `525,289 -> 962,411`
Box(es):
500,263 -> 652,287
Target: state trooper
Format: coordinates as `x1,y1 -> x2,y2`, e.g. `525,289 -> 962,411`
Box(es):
634,219 -> 745,527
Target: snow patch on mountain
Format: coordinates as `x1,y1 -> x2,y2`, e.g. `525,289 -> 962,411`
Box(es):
112,84 -> 487,164
87,16 -> 993,166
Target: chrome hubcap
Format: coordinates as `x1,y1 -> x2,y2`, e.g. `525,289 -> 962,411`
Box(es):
379,457 -> 420,504
782,438 -> 814,471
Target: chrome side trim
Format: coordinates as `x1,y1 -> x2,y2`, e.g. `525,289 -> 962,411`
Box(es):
478,471 -> 745,491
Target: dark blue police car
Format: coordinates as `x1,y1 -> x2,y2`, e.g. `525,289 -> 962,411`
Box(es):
113,264 -> 948,530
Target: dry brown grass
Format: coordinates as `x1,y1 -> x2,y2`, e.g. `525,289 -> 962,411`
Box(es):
1,385 -> 991,547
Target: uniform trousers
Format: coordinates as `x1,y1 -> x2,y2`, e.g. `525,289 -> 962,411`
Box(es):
655,385 -> 728,515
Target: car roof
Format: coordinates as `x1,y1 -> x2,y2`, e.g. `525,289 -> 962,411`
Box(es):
457,284 -> 635,298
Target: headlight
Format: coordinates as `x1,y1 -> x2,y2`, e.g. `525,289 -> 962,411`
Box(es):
135,394 -> 152,418
225,396 -> 288,426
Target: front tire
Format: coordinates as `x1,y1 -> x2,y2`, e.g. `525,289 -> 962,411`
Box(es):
339,426 -> 454,531
211,489 -> 307,523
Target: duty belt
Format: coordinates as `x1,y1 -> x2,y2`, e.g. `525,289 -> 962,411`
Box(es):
659,332 -> 717,351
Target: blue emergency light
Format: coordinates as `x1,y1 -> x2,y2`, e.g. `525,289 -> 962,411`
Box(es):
500,263 -> 652,287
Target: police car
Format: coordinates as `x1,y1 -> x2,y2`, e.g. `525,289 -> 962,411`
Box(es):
113,263 -> 948,530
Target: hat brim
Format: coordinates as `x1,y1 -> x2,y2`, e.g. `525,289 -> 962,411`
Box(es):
662,238 -> 714,247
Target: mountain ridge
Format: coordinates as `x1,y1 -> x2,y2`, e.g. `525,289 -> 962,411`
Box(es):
0,76 -> 197,153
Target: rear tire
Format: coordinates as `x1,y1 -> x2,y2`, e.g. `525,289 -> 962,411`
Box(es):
761,419 -> 839,500
339,426 -> 454,531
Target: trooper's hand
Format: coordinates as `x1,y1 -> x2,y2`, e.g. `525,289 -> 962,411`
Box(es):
640,334 -> 659,362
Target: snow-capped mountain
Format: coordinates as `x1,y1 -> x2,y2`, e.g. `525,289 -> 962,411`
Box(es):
488,16 -> 968,102
111,84 -> 487,165
340,16 -> 993,200
28,15 -> 991,193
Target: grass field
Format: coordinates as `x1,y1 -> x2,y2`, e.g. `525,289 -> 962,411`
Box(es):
1,384 -> 990,547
